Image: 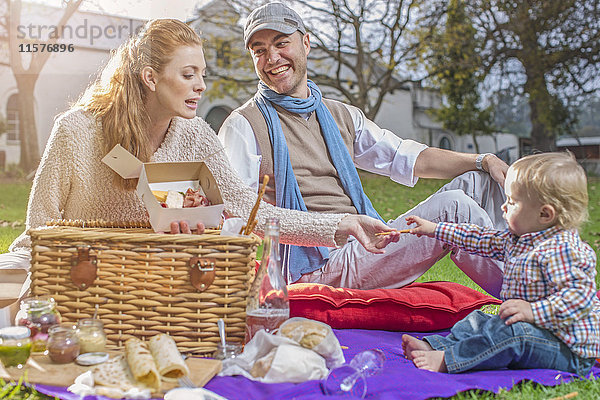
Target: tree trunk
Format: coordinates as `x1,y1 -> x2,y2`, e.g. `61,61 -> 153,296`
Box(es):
15,74 -> 40,172
8,0 -> 83,173
471,132 -> 480,153
524,72 -> 556,152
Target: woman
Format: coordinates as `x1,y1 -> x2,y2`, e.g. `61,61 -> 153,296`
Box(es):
1,19 -> 398,318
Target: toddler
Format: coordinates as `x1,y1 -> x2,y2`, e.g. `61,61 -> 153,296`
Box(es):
403,152 -> 599,376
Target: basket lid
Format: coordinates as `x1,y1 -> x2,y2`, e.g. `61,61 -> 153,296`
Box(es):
0,326 -> 30,340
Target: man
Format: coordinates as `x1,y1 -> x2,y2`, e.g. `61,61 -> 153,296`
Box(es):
218,2 -> 509,296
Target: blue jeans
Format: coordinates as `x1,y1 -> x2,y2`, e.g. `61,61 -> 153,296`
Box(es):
299,171 -> 507,296
424,311 -> 595,376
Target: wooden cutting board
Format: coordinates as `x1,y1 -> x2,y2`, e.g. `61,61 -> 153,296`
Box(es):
0,352 -> 221,396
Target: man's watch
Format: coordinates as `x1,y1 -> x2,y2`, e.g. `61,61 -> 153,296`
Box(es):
475,153 -> 493,172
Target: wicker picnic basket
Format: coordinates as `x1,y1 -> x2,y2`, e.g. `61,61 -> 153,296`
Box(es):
28,220 -> 260,355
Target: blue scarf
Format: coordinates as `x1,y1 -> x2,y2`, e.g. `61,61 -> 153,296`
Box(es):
254,80 -> 383,282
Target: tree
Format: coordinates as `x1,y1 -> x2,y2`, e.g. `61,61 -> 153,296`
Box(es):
420,0 -> 493,152
298,0 -> 424,120
190,0 -> 258,104
0,112 -> 6,137
492,90 -> 531,137
194,0 -> 426,121
4,0 -> 82,172
421,0 -> 600,152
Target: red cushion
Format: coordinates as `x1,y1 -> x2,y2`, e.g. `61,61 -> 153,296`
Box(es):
288,281 -> 501,332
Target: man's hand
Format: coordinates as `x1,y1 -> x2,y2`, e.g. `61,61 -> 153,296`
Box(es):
169,221 -> 206,235
483,154 -> 509,188
498,299 -> 534,325
336,215 -> 400,253
405,215 -> 436,237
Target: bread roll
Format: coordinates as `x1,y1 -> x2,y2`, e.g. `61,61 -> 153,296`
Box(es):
124,338 -> 161,391
148,334 -> 190,381
280,319 -> 328,349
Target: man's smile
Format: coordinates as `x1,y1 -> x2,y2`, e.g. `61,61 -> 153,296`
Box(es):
269,65 -> 290,75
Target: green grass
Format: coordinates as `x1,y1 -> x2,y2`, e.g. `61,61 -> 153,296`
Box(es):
0,181 -> 30,252
1,175 -> 599,399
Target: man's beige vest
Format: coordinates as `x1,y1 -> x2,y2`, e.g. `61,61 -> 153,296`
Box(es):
237,98 -> 358,215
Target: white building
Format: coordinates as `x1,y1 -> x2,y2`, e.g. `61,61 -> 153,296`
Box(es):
0,2 -> 518,170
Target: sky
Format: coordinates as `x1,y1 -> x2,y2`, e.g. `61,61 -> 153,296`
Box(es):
31,0 -> 212,21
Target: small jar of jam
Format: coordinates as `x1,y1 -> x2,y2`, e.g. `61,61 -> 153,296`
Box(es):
0,326 -> 32,368
16,296 -> 61,352
76,318 -> 106,354
47,324 -> 80,364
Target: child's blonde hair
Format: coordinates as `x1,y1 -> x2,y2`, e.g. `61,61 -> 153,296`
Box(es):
510,152 -> 588,230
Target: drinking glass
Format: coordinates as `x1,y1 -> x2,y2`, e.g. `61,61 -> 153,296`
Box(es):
322,349 -> 385,398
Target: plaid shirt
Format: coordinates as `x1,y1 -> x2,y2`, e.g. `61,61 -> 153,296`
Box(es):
436,222 -> 600,359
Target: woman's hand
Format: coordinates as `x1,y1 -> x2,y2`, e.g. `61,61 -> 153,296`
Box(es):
169,221 -> 206,234
405,215 -> 436,237
336,215 -> 400,254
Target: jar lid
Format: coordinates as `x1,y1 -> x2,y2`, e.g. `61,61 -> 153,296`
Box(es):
75,352 -> 109,366
49,323 -> 77,336
0,326 -> 31,340
20,296 -> 55,311
77,318 -> 104,327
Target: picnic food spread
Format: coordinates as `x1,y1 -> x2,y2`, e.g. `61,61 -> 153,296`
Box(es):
1,173 -> 353,395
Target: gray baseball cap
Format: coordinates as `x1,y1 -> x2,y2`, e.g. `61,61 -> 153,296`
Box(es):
244,2 -> 306,48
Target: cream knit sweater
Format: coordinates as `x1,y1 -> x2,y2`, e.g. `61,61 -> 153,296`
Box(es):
10,109 -> 343,252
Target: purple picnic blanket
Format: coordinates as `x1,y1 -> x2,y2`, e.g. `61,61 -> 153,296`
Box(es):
33,328 -> 599,400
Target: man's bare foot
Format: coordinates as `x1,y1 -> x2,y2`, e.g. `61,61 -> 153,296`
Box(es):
401,334 -> 433,360
412,350 -> 447,372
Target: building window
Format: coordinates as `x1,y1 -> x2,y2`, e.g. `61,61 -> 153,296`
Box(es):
439,136 -> 452,150
205,106 -> 232,132
6,94 -> 19,142
216,40 -> 231,68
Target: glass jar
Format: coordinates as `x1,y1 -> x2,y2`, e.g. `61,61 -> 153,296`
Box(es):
0,326 -> 32,368
47,324 -> 80,364
213,342 -> 242,360
76,318 -> 106,354
15,296 -> 61,352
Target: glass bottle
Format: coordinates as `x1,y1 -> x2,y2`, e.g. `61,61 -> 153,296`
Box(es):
76,318 -> 107,354
15,296 -> 62,352
47,324 -> 80,364
245,218 -> 289,343
0,326 -> 32,368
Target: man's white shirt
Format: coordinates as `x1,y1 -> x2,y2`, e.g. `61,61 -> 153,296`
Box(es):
218,102 -> 428,192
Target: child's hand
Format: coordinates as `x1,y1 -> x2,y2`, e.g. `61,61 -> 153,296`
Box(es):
499,299 -> 534,325
405,215 -> 436,237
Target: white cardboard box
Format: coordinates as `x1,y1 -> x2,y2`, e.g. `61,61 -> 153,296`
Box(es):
102,145 -> 224,232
